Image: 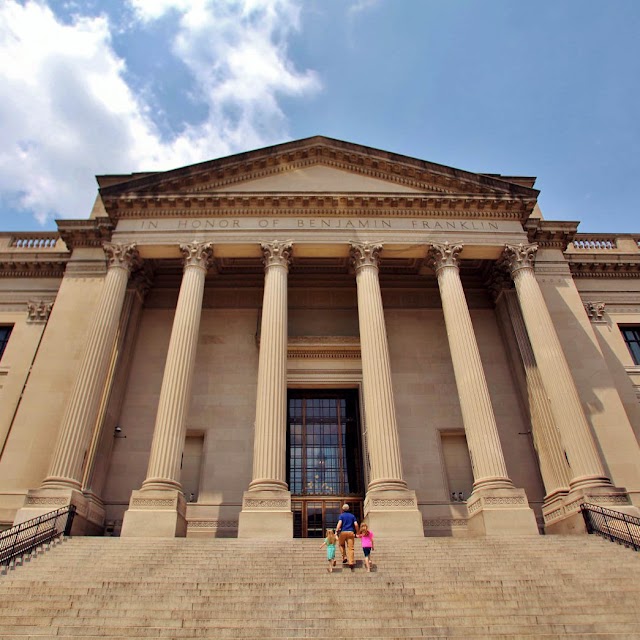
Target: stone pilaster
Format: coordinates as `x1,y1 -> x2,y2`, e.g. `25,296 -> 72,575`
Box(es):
429,242 -> 538,536
238,241 -> 293,538
351,241 -> 423,537
15,243 -> 140,533
121,242 -> 213,538
503,243 -> 633,533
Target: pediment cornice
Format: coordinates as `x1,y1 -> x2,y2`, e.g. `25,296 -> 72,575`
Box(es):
102,193 -> 536,222
98,137 -> 539,221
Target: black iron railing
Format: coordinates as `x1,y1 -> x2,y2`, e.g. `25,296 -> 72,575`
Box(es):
581,502 -> 640,551
0,505 -> 76,567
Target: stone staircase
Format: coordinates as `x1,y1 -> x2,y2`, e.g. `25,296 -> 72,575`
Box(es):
0,535 -> 639,639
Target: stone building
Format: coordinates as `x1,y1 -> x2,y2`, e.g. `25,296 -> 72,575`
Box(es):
0,136 -> 639,539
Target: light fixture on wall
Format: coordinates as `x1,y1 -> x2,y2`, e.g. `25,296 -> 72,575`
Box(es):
114,426 -> 126,438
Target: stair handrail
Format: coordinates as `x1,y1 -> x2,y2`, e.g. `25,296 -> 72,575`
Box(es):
580,502 -> 640,551
0,505 -> 76,567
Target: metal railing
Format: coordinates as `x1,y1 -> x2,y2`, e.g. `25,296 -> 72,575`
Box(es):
581,503 -> 640,551
0,506 -> 76,567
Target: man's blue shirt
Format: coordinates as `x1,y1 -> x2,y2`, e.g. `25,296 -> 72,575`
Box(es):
338,512 -> 357,532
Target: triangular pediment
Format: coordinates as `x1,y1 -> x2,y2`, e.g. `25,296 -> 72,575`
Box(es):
98,136 -> 539,201
212,164 -> 425,193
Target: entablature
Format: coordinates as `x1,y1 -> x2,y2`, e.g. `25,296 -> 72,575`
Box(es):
100,193 -> 537,223
565,233 -> 640,278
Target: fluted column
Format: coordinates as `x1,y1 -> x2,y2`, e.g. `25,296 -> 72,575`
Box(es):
350,242 -> 406,491
503,243 -> 612,492
429,242 -> 513,492
248,241 -> 292,491
41,243 -> 140,490
500,290 -> 571,496
141,242 -> 213,491
238,241 -> 293,539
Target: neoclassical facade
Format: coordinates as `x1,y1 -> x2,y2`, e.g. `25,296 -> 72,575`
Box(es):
0,137 -> 639,539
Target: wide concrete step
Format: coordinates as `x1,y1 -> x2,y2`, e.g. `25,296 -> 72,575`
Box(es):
1,623 -> 640,638
1,535 -> 639,638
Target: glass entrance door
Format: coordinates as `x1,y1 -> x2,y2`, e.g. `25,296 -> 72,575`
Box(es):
287,390 -> 364,538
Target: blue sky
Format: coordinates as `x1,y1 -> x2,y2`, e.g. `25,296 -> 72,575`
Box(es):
1,0 -> 638,233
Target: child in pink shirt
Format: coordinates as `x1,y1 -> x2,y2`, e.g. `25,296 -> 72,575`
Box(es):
357,523 -> 374,572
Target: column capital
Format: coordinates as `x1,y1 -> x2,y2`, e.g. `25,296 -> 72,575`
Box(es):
180,242 -> 214,271
503,243 -> 538,275
103,242 -> 140,272
584,301 -> 606,323
26,300 -> 54,324
349,241 -> 383,272
261,240 -> 293,270
428,242 -> 463,272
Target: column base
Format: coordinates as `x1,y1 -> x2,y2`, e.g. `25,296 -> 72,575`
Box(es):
120,489 -> 187,538
237,490 -> 292,539
466,487 -> 539,536
14,488 -> 104,536
363,489 -> 424,537
543,485 -> 640,535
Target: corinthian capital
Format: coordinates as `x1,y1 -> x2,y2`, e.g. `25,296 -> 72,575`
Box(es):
428,242 -> 463,272
103,243 -> 140,272
503,243 -> 538,275
584,301 -> 606,322
27,300 -> 54,324
180,242 -> 214,270
349,241 -> 383,272
261,241 -> 293,269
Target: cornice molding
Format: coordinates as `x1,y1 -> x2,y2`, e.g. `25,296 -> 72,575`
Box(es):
578,292 -> 640,306
287,336 -> 361,360
56,217 -> 114,250
525,219 -> 579,250
99,138 -> 539,201
100,194 -> 536,223
569,262 -> 640,278
0,258 -> 67,278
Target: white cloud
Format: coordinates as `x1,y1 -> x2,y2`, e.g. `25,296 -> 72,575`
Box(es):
346,0 -> 380,17
0,0 -> 320,226
129,0 -> 320,156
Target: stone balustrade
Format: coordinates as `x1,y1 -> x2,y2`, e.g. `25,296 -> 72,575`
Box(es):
567,234 -> 640,253
0,233 -> 64,251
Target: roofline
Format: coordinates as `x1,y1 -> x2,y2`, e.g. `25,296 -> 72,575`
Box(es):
98,136 -> 540,198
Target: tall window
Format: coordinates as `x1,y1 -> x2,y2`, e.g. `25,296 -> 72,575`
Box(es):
621,326 -> 640,365
0,326 -> 12,361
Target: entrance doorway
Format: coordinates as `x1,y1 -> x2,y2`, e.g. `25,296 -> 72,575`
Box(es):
287,390 -> 364,537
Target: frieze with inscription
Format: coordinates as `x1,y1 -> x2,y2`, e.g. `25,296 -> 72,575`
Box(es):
125,217 -> 515,233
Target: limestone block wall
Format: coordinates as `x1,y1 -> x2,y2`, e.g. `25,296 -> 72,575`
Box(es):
573,276 -> 640,444
387,309 -> 545,521
0,278 -> 62,460
102,306 -> 259,534
0,268 -> 104,523
535,248 -> 640,503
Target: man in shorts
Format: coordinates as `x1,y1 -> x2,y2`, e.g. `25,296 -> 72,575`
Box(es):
335,503 -> 359,570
